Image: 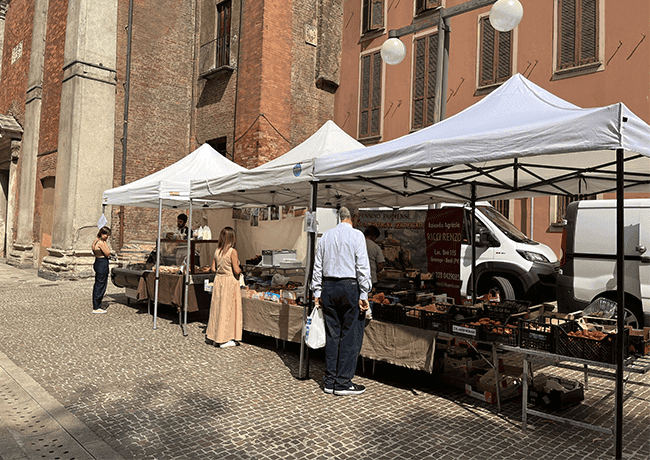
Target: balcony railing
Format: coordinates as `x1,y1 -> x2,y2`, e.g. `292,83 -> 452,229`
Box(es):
199,36 -> 231,77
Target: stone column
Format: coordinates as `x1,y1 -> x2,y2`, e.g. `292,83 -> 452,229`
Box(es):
5,140 -> 20,256
40,0 -> 117,280
7,0 -> 48,268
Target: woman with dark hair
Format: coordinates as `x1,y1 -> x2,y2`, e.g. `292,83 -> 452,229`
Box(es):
91,226 -> 112,314
206,227 -> 243,347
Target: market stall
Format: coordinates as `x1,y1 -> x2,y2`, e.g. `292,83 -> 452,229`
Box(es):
103,143 -> 247,332
192,75 -> 650,448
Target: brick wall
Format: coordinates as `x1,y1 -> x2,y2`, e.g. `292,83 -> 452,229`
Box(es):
195,0 -> 239,160
290,0 -> 339,147
0,0 -> 33,125
112,0 -> 196,246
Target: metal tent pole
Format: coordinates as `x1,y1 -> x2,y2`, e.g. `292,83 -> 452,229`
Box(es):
153,197 -> 163,330
471,182 -> 477,304
183,199 -> 193,336
298,181 -> 318,380
614,148 -> 625,459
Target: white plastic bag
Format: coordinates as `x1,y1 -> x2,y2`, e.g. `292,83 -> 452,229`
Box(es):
304,308 -> 326,349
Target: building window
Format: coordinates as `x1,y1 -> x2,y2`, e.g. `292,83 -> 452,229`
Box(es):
412,33 -> 438,130
557,0 -> 598,71
552,194 -> 597,225
415,0 -> 441,16
362,0 -> 384,34
478,16 -> 512,88
207,137 -> 228,157
359,50 -> 382,139
199,0 -> 232,75
489,200 -> 510,220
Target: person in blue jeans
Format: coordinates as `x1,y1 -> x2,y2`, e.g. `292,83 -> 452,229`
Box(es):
91,226 -> 112,314
311,207 -> 372,396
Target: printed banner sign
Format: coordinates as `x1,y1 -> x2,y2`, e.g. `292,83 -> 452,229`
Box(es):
425,208 -> 463,303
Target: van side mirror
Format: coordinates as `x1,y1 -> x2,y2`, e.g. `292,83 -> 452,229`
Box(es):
475,229 -> 499,247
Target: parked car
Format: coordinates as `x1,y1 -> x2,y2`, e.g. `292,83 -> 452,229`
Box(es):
556,199 -> 649,329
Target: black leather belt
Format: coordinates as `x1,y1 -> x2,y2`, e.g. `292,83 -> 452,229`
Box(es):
323,277 -> 356,281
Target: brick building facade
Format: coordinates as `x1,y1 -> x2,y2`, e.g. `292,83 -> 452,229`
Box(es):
0,0 -> 341,277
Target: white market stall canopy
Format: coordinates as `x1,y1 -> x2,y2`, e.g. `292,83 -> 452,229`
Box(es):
103,143 -> 247,209
190,120 -> 365,206
312,74 -> 650,207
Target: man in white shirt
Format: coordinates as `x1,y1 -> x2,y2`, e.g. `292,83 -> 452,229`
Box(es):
311,207 -> 372,396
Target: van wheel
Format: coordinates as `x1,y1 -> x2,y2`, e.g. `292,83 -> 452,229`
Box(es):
489,276 -> 516,301
619,301 -> 644,329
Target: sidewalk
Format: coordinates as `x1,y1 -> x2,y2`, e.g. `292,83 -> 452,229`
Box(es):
0,260 -> 124,460
0,259 -> 647,459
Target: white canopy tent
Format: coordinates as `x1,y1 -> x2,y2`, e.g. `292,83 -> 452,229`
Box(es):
189,120 -> 365,207
312,74 -> 650,208
102,143 -> 247,332
310,74 -> 650,452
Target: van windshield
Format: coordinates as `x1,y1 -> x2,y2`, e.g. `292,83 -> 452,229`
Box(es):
478,205 -> 536,244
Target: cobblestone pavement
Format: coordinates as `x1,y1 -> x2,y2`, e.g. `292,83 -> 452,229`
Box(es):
0,261 -> 648,459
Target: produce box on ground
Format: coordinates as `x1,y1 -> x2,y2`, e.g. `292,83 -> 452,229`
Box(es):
528,374 -> 585,411
628,327 -> 650,356
467,364 -> 525,404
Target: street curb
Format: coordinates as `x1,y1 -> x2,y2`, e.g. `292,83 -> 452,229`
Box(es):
0,350 -> 125,460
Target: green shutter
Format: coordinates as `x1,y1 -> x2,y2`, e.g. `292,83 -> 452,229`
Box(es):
497,30 -> 512,82
370,52 -> 382,136
480,18 -> 496,86
360,55 -> 371,137
370,0 -> 384,30
425,33 -> 438,127
559,0 -> 577,69
579,0 -> 598,64
412,37 -> 426,129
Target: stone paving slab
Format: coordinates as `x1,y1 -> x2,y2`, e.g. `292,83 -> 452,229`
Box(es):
0,351 -> 125,460
0,260 -> 648,459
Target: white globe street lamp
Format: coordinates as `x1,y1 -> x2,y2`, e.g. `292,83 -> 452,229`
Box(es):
489,0 -> 523,32
380,37 -> 407,66
381,0 -> 523,67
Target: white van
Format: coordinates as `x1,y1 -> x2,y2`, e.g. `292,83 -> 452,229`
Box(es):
556,199 -> 650,329
353,203 -> 559,302
442,203 -> 559,302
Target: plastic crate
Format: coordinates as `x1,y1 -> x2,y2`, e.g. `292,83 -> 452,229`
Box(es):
401,306 -> 425,329
555,327 -> 629,364
483,322 -> 519,346
519,316 -> 576,353
372,302 -> 403,324
482,301 -> 531,320
422,310 -> 450,333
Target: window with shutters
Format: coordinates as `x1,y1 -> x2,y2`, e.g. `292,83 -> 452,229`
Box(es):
362,0 -> 384,34
551,194 -> 597,226
412,33 -> 438,130
477,16 -> 513,88
553,0 -> 603,77
199,0 -> 232,77
359,50 -> 383,139
415,0 -> 441,16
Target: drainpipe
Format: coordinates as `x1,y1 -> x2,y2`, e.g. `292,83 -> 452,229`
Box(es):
120,0 -> 134,249
232,0 -> 244,162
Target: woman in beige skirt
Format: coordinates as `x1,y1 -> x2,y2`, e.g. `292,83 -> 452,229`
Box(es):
206,227 -> 243,348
